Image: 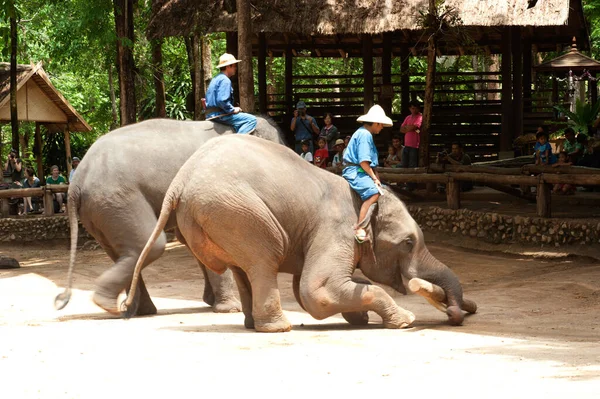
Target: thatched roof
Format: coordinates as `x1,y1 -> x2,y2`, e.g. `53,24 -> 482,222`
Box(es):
0,62 -> 91,133
148,0 -> 573,39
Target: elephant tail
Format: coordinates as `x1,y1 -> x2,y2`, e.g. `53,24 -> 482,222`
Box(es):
123,189 -> 179,312
54,185 -> 81,310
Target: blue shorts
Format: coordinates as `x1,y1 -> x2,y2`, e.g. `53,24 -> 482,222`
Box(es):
342,167 -> 379,201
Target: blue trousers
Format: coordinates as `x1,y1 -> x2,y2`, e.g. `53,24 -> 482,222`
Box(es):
401,146 -> 419,190
215,112 -> 257,134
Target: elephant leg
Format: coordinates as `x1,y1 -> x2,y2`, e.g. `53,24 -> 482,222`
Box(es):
292,275 -> 307,312
341,276 -> 371,326
248,268 -> 290,333
299,252 -> 414,329
230,266 -> 254,329
176,228 -> 241,313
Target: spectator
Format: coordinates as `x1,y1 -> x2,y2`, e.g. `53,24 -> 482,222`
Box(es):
342,135 -> 352,165
383,144 -> 399,168
300,140 -> 313,163
399,101 -> 422,190
552,152 -> 575,194
20,167 -> 41,214
563,128 -> 583,164
46,165 -> 67,213
389,135 -> 403,167
4,148 -> 23,184
318,113 -> 339,152
436,142 -> 473,193
534,130 -> 556,165
313,137 -> 329,169
331,139 -> 345,168
69,156 -> 80,182
291,100 -> 319,155
204,53 -> 257,134
343,104 -> 392,243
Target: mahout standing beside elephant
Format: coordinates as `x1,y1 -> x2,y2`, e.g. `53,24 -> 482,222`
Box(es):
55,117 -> 285,316
124,134 -> 476,332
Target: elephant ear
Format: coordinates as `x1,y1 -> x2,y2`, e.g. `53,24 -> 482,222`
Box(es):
356,203 -> 378,230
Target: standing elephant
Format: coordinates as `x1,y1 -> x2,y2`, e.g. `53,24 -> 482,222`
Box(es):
125,134 -> 476,331
55,117 -> 285,316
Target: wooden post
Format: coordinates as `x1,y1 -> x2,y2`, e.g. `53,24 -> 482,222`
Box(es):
64,128 -> 72,177
446,178 -> 460,210
511,27 -> 523,141
226,32 -> 240,105
1,199 -> 9,217
400,43 -> 410,116
35,122 -> 44,182
237,0 -> 256,112
362,34 -> 374,113
192,35 -> 202,120
381,33 -> 392,115
500,27 -> 513,157
522,38 -> 532,114
258,33 -> 268,114
285,45 -> 294,117
536,180 -> 551,218
44,188 -> 54,216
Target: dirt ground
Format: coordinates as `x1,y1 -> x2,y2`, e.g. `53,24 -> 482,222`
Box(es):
0,240 -> 599,398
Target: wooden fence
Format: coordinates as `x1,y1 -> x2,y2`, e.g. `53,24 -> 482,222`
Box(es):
0,184 -> 68,217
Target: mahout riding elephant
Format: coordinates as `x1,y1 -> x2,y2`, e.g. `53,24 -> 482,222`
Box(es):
124,134 -> 476,331
55,117 -> 285,316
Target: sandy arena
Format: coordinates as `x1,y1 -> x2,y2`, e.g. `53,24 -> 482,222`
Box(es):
0,240 -> 599,398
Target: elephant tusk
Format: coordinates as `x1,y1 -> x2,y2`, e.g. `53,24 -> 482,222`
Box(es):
408,278 -> 477,314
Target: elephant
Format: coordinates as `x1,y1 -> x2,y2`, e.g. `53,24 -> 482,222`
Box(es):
124,134 -> 477,331
55,117 -> 285,316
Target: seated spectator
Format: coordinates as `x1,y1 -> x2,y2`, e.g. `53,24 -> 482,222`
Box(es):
4,148 -> 23,185
46,165 -> 67,213
313,137 -> 329,169
300,140 -> 313,163
69,156 -> 80,182
534,130 -> 556,165
563,127 -> 583,165
577,134 -> 600,168
342,135 -> 352,164
436,141 -> 473,193
18,167 -> 41,214
389,135 -> 403,167
383,144 -> 399,168
318,113 -> 339,153
552,152 -> 575,194
331,139 -> 345,168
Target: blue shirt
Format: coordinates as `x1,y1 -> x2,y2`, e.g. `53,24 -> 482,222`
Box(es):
534,142 -> 553,162
205,73 -> 235,115
292,116 -> 318,141
343,127 -> 379,172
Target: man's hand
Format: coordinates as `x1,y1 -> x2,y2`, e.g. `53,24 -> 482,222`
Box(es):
293,109 -> 299,118
233,107 -> 242,114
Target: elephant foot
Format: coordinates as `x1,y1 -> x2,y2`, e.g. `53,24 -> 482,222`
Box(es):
213,298 -> 242,313
135,297 -> 158,316
92,291 -> 120,315
342,311 -> 370,326
254,316 -> 292,333
244,315 -> 255,329
383,309 -> 415,329
446,306 -> 464,326
203,288 -> 216,307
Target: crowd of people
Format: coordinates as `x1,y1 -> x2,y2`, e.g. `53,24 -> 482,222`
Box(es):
2,149 -> 80,215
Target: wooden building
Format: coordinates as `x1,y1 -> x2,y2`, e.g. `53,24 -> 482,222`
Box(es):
0,62 -> 91,179
148,0 -> 591,161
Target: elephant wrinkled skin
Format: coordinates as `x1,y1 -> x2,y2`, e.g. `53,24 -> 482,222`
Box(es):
125,134 -> 476,331
56,117 -> 284,316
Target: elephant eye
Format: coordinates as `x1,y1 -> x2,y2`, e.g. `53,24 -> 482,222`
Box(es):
403,238 -> 414,251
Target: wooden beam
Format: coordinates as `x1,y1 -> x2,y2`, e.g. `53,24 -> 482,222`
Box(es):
258,32 -> 267,114
500,27 -> 513,155
522,38 -> 532,113
446,178 -> 460,210
64,128 -> 72,177
35,122 -> 43,182
536,182 -> 551,218
285,46 -> 294,117
292,49 -> 298,57
511,27 -> 523,140
400,43 -> 410,116
362,34 -> 374,112
338,49 -> 346,58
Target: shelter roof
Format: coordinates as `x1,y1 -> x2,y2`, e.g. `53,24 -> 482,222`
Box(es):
0,62 -> 91,133
535,38 -> 600,72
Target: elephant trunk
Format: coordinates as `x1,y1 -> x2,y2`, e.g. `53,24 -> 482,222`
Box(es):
411,251 -> 465,325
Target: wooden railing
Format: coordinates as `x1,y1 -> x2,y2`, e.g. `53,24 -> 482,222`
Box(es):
328,164 -> 600,218
0,184 -> 69,217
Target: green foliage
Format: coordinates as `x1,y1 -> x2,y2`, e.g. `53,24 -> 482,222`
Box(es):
553,99 -> 600,135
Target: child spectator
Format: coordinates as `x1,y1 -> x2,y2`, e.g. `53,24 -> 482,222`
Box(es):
20,167 -> 41,214
300,140 -> 313,162
389,135 -> 403,167
314,137 -> 329,169
534,130 -> 556,165
331,139 -> 345,168
46,165 -> 67,213
563,128 -> 583,164
552,152 -> 575,194
383,144 -> 399,168
343,104 -> 392,243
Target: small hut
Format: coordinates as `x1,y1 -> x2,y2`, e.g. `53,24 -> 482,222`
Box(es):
0,62 -> 91,179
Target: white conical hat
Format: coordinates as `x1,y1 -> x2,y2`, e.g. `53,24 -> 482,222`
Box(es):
357,105 -> 393,127
217,53 -> 242,68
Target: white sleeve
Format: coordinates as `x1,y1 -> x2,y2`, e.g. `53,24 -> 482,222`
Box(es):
306,152 -> 313,162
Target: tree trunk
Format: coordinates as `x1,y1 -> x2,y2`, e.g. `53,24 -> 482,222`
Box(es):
108,62 -> 119,130
10,15 -> 19,155
151,39 -> 167,118
487,54 -> 500,101
420,5 -> 437,167
113,0 -> 137,126
237,0 -> 255,112
201,36 -> 212,93
192,35 -> 202,120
